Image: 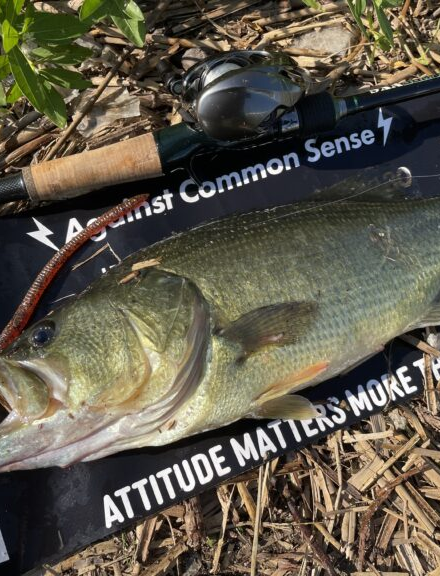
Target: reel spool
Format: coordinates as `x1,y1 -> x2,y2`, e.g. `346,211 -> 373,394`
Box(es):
163,51 -> 309,142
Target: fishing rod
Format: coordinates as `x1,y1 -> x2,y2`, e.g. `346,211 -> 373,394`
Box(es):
1,49 -> 440,206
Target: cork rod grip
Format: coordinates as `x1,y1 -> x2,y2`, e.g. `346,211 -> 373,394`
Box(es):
22,132 -> 163,202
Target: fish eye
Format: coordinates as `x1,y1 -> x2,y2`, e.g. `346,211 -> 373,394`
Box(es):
30,321 -> 56,348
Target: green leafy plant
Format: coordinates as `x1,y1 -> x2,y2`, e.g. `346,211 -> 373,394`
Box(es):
302,0 -> 403,50
79,0 -> 146,48
0,0 -> 146,127
346,0 -> 403,50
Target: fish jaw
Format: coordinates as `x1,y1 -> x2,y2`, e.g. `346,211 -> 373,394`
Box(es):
0,358 -> 51,422
0,359 -> 145,471
0,407 -> 123,471
0,357 -> 101,470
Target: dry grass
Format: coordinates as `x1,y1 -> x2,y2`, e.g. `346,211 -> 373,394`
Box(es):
44,395 -> 440,575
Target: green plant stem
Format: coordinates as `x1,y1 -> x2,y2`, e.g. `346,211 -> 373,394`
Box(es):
44,46 -> 134,161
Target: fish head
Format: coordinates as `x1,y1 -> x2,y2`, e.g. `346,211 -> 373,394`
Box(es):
0,267 -> 210,470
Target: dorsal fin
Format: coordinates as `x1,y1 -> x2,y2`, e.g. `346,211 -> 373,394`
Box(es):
313,165 -> 418,203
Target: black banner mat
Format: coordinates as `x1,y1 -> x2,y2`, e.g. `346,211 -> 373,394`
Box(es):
0,91 -> 439,574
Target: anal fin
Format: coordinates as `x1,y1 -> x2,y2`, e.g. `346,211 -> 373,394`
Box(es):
407,301 -> 440,331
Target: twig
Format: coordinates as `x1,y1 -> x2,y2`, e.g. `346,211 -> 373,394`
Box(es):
381,64 -> 418,85
146,33 -> 225,51
255,0 -> 348,26
411,58 -> 433,76
399,333 -> 440,358
163,514 -> 180,576
413,0 -> 423,18
183,496 -> 204,550
0,194 -> 148,351
357,464 -> 429,570
424,350 -> 438,414
0,133 -> 55,170
250,464 -> 264,576
258,16 -> 346,45
287,497 -> 339,576
139,542 -> 187,576
44,47 -> 134,161
237,482 -> 257,523
212,485 -> 235,573
400,0 -> 411,20
0,119 -> 50,155
144,0 -> 172,33
326,61 -> 351,92
0,110 -> 42,144
71,242 -> 112,271
135,516 -> 159,565
193,0 -> 241,42
42,566 -> 61,576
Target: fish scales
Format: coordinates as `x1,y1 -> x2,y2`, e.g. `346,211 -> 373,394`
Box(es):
116,201 -> 439,436
1,198 -> 440,470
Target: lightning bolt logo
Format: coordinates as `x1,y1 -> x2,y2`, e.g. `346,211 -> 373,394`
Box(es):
27,218 -> 58,251
378,108 -> 392,146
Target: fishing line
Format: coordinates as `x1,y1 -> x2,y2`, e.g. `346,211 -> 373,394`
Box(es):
180,171 -> 440,238
253,171 -> 440,228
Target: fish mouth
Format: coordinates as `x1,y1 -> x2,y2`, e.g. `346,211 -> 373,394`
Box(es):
15,358 -> 68,404
0,357 -> 115,471
0,278 -> 212,471
0,361 -> 16,414
0,358 -> 54,423
0,358 -> 119,472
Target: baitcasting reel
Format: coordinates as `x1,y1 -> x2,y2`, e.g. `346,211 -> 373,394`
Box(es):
160,51 -> 312,143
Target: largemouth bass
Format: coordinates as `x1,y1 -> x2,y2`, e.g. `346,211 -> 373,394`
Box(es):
0,195 -> 438,471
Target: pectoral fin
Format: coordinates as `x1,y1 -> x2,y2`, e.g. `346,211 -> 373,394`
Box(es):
255,395 -> 318,420
218,302 -> 317,355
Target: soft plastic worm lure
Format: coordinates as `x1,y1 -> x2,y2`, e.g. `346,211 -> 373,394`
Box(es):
0,194 -> 148,351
